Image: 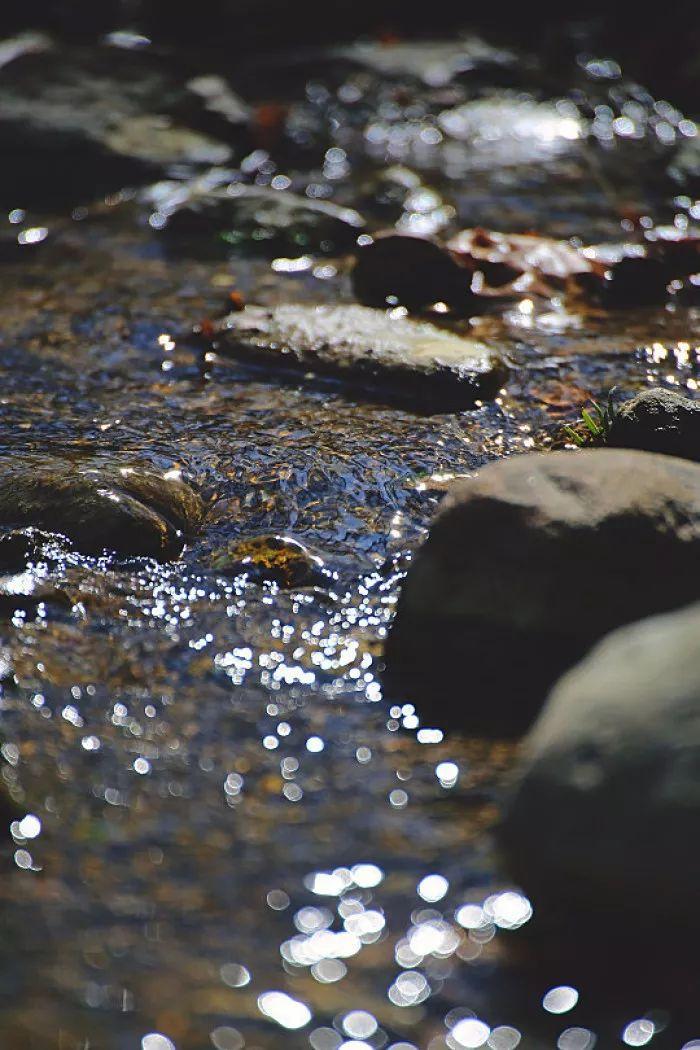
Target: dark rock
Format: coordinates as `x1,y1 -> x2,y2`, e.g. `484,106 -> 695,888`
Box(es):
384,448 -> 700,734
352,235 -> 473,312
155,182 -> 364,257
0,527 -> 70,572
211,534 -> 332,589
212,303 -> 506,411
0,457 -> 203,559
672,273 -> 700,305
602,255 -> 670,306
607,387 -> 700,461
499,600 -> 700,927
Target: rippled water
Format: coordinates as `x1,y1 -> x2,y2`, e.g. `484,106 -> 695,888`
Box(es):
1,22 -> 700,1050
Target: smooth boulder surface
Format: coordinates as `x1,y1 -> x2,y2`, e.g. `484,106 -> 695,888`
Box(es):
499,601 -> 700,925
607,387 -> 700,461
384,448 -> 700,733
213,303 -> 506,410
0,457 -> 203,559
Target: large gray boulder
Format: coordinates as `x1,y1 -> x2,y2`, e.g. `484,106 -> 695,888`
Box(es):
384,448 -> 700,733
499,601 -> 700,924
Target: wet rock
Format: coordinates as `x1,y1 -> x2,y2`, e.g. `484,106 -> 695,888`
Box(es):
155,181 -> 364,256
601,255 -> 670,306
0,527 -> 70,572
607,387 -> 700,461
352,235 -> 473,312
384,449 -> 700,734
672,273 -> 700,305
499,601 -> 700,926
211,534 -> 332,589
579,235 -> 700,307
212,303 -> 506,411
0,39 -> 247,208
0,458 -> 203,559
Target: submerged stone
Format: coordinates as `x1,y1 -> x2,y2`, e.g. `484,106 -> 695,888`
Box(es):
0,458 -> 203,559
384,448 -> 700,734
499,601 -> 700,927
211,534 -> 332,589
213,303 -> 505,410
607,387 -> 700,461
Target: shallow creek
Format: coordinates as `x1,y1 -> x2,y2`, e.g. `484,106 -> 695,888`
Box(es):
1,23 -> 699,1050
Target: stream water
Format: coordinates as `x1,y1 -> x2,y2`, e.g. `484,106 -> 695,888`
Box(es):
1,21 -> 699,1050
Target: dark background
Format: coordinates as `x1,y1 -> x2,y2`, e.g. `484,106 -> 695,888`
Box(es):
4,0 -> 699,110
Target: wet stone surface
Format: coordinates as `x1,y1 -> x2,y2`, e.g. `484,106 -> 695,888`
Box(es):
0,456 -> 204,558
209,534 -> 333,590
0,18 -> 699,1050
212,303 -> 505,410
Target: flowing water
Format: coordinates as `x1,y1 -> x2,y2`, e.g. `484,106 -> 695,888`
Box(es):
1,21 -> 700,1050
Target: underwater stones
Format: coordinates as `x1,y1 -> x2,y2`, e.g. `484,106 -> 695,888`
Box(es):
352,235 -> 472,312
156,183 -> 364,256
499,601 -> 700,925
384,448 -> 700,734
211,534 -> 332,589
213,303 -> 505,410
0,458 -> 203,559
607,387 -> 700,461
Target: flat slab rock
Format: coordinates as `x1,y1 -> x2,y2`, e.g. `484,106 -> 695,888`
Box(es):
0,457 -> 203,559
214,303 -> 506,410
